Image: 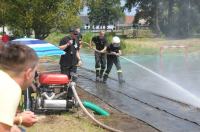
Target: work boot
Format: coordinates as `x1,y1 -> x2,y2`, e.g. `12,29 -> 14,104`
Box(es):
96,76 -> 100,82
96,70 -> 100,78
103,74 -> 108,83
118,72 -> 125,84
100,69 -> 104,79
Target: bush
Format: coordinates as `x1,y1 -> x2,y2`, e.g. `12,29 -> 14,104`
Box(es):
45,32 -> 66,45
120,39 -> 126,50
135,29 -> 155,38
82,32 -> 94,48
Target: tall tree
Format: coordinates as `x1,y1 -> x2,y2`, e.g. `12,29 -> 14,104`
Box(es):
87,0 -> 123,30
5,0 -> 83,39
0,0 -> 10,33
124,0 -> 200,38
125,0 -> 162,35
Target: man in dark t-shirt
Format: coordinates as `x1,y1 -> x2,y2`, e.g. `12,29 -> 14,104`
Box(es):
103,36 -> 124,84
90,31 -> 108,81
59,29 -> 82,82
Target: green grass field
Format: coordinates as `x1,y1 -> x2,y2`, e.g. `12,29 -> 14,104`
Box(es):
45,32 -> 200,55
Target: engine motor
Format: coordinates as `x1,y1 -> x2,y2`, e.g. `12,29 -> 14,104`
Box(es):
31,73 -> 77,112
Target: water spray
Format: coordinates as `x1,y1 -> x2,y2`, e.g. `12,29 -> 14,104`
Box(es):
83,41 -> 200,108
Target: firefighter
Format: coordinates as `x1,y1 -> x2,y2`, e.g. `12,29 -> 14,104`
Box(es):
90,31 -> 108,81
59,29 -> 82,82
103,36 -> 124,84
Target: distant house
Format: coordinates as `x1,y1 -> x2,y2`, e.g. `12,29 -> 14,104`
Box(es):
79,15 -> 134,31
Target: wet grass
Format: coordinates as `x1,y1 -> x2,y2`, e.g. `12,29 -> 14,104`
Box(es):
123,38 -> 200,55
26,113 -> 106,132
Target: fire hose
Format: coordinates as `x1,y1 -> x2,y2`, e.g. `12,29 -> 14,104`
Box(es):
83,42 -> 119,56
70,82 -> 123,132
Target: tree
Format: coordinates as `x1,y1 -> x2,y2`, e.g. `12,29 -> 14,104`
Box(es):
87,0 -> 123,30
124,0 -> 200,38
124,0 -> 162,35
55,0 -> 83,33
0,0 -> 10,33
5,0 -> 83,39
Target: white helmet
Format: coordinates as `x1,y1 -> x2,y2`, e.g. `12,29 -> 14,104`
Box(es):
112,36 -> 120,43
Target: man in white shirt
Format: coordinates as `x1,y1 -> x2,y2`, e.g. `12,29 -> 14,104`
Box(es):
0,44 -> 39,131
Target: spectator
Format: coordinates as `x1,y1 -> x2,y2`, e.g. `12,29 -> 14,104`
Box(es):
0,44 -> 39,131
2,32 -> 9,44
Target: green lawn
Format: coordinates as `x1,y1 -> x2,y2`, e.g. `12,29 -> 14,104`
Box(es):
122,38 -> 200,55
45,32 -> 200,55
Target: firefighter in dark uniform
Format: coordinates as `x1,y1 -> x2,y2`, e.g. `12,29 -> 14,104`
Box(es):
90,31 -> 108,81
59,29 -> 82,82
103,36 -> 124,83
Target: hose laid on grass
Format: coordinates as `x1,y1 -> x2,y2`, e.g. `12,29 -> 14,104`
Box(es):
71,82 -> 122,132
82,101 -> 110,116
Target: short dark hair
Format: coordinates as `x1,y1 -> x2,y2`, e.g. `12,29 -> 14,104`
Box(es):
0,43 -> 39,73
69,28 -> 78,35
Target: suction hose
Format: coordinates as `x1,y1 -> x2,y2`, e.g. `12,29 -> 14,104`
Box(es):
70,82 -> 122,132
82,101 -> 110,116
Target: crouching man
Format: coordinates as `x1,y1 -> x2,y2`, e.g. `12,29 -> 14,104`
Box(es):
0,44 -> 39,131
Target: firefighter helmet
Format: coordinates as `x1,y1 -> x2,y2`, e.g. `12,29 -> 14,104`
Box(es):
112,36 -> 120,43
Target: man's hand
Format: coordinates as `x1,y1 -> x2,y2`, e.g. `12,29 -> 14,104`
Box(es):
18,111 -> 38,127
77,60 -> 83,66
67,40 -> 73,46
10,125 -> 21,132
99,50 -> 106,53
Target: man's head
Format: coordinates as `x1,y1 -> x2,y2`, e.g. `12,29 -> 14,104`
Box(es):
0,44 -> 39,90
75,28 -> 80,33
99,31 -> 105,39
69,29 -> 78,39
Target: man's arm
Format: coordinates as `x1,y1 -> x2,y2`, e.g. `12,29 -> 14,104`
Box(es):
117,50 -> 122,56
59,40 -> 72,50
59,37 -> 72,50
14,111 -> 37,127
100,38 -> 108,53
100,46 -> 107,53
0,123 -> 10,132
76,50 -> 82,66
89,39 -> 94,49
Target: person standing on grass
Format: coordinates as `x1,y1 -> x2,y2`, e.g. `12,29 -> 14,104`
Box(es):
59,29 -> 82,82
90,31 -> 108,81
0,44 -> 39,132
103,36 -> 124,84
1,32 -> 9,45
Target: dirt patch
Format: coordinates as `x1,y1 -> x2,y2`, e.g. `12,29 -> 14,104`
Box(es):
27,86 -> 158,132
76,87 -> 158,132
28,62 -> 159,132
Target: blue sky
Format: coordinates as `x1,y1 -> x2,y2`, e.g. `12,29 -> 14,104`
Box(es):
80,0 -> 136,16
